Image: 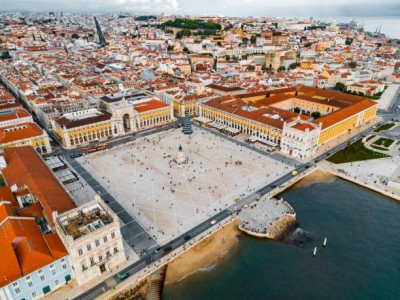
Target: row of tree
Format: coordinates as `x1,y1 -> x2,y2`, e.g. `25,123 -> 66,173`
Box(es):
163,18 -> 221,30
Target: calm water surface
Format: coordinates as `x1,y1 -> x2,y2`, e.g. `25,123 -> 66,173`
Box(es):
163,178 -> 400,300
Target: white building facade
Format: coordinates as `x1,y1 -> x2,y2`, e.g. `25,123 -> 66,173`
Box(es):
54,197 -> 126,285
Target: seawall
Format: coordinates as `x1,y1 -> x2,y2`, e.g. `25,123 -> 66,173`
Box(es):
326,169 -> 400,202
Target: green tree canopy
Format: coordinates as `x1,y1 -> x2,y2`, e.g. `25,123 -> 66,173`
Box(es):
335,82 -> 346,92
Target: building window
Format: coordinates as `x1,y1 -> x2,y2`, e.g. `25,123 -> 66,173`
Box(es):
87,244 -> 92,251
50,264 -> 54,268
114,247 -> 118,254
32,292 -> 37,297
62,264 -> 67,269
78,249 -> 83,256
95,240 -> 100,247
103,236 -> 108,243
111,232 -> 115,239
28,281 -> 33,287
40,275 -> 45,281
99,255 -> 103,261
55,279 -> 59,285
61,258 -> 65,262
106,251 -> 111,258
90,257 -> 95,266
38,269 -> 43,274
52,269 -> 56,275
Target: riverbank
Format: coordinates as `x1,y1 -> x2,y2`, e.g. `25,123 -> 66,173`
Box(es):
293,169 -> 336,188
164,220 -> 241,284
108,277 -> 151,300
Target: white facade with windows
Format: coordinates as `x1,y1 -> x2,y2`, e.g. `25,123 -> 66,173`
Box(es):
0,257 -> 72,300
280,120 -> 321,160
54,197 -> 126,285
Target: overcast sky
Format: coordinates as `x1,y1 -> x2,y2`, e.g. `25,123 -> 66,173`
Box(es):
3,0 -> 400,16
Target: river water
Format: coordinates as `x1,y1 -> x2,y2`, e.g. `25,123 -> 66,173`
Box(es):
163,178 -> 400,300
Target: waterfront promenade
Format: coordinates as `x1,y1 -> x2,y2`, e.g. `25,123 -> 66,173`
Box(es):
238,197 -> 295,238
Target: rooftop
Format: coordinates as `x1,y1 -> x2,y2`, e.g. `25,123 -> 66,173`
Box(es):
58,201 -> 113,240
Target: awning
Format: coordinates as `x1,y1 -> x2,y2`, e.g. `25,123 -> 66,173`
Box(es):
194,116 -> 212,124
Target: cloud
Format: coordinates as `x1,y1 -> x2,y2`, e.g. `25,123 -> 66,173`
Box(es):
2,0 -> 400,16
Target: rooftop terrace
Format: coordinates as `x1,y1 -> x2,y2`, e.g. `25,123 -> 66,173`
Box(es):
58,202 -> 113,240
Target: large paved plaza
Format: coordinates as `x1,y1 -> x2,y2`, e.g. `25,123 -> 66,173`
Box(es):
78,127 -> 290,244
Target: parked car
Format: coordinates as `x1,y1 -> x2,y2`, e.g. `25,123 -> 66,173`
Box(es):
119,273 -> 129,280
164,246 -> 172,253
154,247 -> 162,254
184,235 -> 191,241
210,220 -> 217,225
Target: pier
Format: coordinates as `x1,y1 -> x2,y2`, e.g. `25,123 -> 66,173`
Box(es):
238,197 -> 296,239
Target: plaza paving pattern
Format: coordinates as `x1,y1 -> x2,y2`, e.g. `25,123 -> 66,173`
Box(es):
78,127 -> 290,245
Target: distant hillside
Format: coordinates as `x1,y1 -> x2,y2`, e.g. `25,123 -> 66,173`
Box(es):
135,16 -> 156,21
163,18 -> 221,30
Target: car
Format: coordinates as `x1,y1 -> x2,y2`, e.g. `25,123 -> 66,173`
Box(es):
271,184 -> 277,188
119,273 -> 130,280
154,247 -> 162,254
164,246 -> 172,253
210,220 -> 217,225
104,199 -> 111,204
244,204 -> 249,208
146,257 -> 153,263
305,165 -> 310,169
184,235 -> 191,241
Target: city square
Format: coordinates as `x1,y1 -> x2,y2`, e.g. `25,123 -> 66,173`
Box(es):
78,127 -> 291,244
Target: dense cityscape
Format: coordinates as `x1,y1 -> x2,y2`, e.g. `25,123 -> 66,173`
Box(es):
0,10 -> 399,300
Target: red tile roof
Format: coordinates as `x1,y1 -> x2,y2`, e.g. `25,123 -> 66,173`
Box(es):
1,147 -> 76,224
0,201 -> 68,288
134,99 -> 170,113
0,122 -> 44,144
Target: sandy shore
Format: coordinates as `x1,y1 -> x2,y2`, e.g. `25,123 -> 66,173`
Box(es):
165,219 -> 241,284
294,169 -> 336,188
108,276 -> 151,300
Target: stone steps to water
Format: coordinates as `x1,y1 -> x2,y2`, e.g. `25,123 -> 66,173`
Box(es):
146,265 -> 167,300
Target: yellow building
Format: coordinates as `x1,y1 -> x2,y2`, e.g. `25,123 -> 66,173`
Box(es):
52,108 -> 113,148
199,86 -> 377,159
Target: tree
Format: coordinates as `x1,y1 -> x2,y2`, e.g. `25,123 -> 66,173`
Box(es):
167,45 -> 173,51
311,111 -> 321,119
176,29 -> 191,39
345,38 -> 353,45
335,82 -> 346,92
250,35 -> 257,44
242,37 -> 249,44
71,33 -> 79,40
246,65 -> 255,71
217,41 -> 222,46
288,62 -> 300,70
225,55 -> 231,61
293,107 -> 301,113
183,47 -> 190,53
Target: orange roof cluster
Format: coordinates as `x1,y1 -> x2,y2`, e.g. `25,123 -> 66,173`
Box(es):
315,99 -> 376,129
0,122 -> 44,144
1,146 -> 76,224
203,86 -> 377,131
134,99 -> 170,113
0,201 -> 68,288
0,108 -> 31,123
203,95 -> 310,129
